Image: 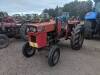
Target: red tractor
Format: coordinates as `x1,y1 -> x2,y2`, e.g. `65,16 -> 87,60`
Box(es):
0,12 -> 28,49
0,12 -> 17,49
22,15 -> 84,66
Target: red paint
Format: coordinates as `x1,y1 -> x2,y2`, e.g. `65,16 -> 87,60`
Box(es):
36,32 -> 47,48
57,20 -> 62,33
28,32 -> 47,48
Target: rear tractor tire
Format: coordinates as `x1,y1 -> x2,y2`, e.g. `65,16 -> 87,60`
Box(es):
70,25 -> 84,50
0,34 -> 9,49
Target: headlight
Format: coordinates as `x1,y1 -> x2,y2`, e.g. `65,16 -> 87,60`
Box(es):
29,27 -> 37,32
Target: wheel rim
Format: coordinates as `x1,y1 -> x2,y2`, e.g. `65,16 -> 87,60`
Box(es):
25,45 -> 35,55
53,49 -> 59,64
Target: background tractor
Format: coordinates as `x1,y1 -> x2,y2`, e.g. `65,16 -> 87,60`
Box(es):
0,12 -> 17,49
84,0 -> 100,39
0,12 -> 30,49
22,13 -> 84,67
12,14 -> 23,23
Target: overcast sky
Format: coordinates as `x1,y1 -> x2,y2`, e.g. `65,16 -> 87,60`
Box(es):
0,0 -> 74,15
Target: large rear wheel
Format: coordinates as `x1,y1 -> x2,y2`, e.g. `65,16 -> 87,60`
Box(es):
70,25 -> 84,50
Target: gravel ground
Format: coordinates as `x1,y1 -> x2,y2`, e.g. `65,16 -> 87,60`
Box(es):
0,39 -> 100,75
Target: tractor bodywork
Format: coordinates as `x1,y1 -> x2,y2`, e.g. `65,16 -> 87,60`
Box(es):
0,16 -> 18,37
0,12 -> 21,49
0,12 -> 20,37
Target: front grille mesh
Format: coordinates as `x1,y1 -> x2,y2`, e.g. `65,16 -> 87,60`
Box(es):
31,36 -> 36,42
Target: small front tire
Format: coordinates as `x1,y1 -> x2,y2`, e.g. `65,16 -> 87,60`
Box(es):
22,42 -> 36,58
48,45 -> 60,67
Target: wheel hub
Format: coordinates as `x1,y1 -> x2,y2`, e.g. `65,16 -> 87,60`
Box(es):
53,51 -> 59,64
27,48 -> 34,55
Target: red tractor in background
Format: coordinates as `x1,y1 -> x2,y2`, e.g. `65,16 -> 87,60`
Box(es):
0,12 -> 17,49
22,13 -> 84,67
0,12 -> 28,49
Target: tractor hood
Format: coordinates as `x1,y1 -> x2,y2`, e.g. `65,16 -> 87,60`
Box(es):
26,20 -> 56,32
85,12 -> 97,20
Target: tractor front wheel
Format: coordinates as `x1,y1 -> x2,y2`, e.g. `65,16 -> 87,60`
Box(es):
0,34 -> 9,49
70,25 -> 84,50
48,45 -> 60,67
22,42 -> 36,58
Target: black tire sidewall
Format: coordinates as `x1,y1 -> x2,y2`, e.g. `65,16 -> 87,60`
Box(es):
71,25 -> 84,50
20,23 -> 28,41
22,42 -> 36,58
0,34 -> 9,49
84,21 -> 93,39
48,45 -> 60,66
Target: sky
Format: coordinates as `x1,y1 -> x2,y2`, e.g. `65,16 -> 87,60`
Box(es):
0,0 -> 87,15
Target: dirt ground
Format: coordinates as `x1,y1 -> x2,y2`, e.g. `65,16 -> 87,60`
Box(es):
0,39 -> 100,75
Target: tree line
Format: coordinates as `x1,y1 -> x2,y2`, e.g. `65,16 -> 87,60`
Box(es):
43,0 -> 93,20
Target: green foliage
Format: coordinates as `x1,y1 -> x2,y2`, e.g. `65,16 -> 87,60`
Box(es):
43,0 -> 93,19
63,0 -> 92,19
43,8 -> 56,17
